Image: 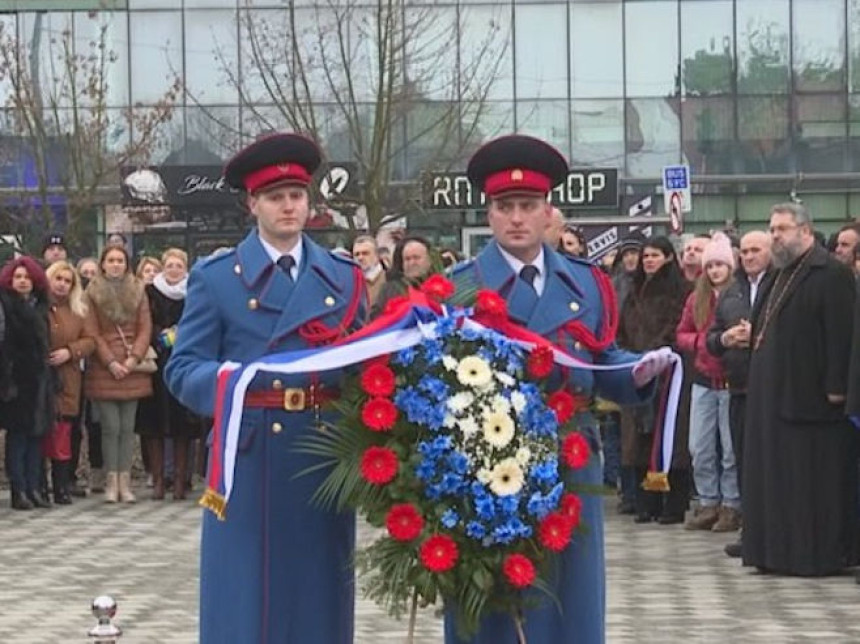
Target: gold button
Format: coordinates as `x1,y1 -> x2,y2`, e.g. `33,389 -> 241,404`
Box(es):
271,422 -> 283,434
234,264 -> 242,275
324,296 -> 335,307
272,379 -> 283,390
574,341 -> 582,351
248,298 -> 259,310
569,302 -> 580,312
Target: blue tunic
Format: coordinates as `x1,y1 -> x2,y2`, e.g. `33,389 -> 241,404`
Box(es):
165,230 -> 366,644
445,241 -> 649,644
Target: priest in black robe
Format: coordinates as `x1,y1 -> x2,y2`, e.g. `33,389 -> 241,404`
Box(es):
742,202 -> 858,576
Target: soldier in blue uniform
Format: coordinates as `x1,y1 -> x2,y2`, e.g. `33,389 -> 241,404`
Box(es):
445,135 -> 671,644
164,133 -> 366,644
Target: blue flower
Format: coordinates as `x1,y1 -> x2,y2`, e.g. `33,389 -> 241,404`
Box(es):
496,494 -> 520,517
440,472 -> 465,494
425,405 -> 448,432
460,327 -> 482,342
415,459 -> 437,482
441,509 -> 460,528
436,317 -> 457,337
473,492 -> 495,521
425,483 -> 444,500
420,339 -> 445,365
491,522 -> 517,545
530,458 -> 560,485
445,451 -> 469,475
465,520 -> 486,539
393,346 -> 416,366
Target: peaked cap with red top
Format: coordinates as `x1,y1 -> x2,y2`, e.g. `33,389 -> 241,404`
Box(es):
467,134 -> 569,198
224,132 -> 322,193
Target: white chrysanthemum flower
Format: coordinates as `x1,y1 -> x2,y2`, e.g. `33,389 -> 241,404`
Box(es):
515,447 -> 531,466
442,355 -> 458,371
459,416 -> 479,437
483,410 -> 515,448
510,391 -> 527,414
489,458 -> 524,496
491,395 -> 511,415
457,356 -> 493,388
443,414 -> 457,428
495,372 -> 515,387
477,468 -> 492,484
447,391 -> 475,414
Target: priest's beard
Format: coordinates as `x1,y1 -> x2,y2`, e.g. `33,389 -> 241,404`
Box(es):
771,237 -> 805,269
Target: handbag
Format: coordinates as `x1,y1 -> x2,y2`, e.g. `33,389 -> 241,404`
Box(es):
41,419 -> 72,461
115,324 -> 158,374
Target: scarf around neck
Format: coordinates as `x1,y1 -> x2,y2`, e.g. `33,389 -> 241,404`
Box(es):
153,272 -> 188,300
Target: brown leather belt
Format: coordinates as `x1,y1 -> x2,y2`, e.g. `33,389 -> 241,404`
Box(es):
244,386 -> 340,412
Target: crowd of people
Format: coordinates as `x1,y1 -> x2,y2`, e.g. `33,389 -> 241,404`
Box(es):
0,234 -> 203,509
2,200 -> 859,589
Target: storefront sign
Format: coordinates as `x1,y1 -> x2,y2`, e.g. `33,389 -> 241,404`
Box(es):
423,168 -> 618,210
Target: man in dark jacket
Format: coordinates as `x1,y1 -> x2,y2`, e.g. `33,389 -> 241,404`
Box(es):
706,230 -> 771,557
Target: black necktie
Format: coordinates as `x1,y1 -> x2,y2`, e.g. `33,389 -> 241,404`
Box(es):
519,265 -> 539,292
277,255 -> 295,280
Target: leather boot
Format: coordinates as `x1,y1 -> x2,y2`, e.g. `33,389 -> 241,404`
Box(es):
118,471 -> 136,503
52,461 -> 72,505
10,487 -> 33,510
149,438 -> 165,500
27,489 -> 52,508
104,471 -> 119,503
173,439 -> 188,500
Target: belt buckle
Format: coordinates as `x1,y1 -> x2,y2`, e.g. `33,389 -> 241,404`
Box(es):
283,388 -> 306,411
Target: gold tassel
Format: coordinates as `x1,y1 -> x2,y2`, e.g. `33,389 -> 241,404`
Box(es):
641,471 -> 671,492
199,488 -> 227,521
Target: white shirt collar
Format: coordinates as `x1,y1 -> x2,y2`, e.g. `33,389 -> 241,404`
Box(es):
259,234 -> 303,275
497,244 -> 546,295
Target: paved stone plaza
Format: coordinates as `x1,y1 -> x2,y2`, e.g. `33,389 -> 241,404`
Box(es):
0,492 -> 857,643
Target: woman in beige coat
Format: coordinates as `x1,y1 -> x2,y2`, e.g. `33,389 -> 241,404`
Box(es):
46,261 -> 95,503
84,245 -> 153,503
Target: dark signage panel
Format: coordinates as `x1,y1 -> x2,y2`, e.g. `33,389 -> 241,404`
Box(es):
423,168 -> 619,210
121,163 -> 358,207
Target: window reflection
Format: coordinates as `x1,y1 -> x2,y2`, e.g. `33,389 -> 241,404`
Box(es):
793,0 -> 845,93
736,0 -> 789,94
184,106 -> 241,162
737,95 -> 790,173
72,12 -> 129,107
681,0 -> 733,96
405,8 -> 458,101
130,11 -> 183,104
571,2 -> 623,99
184,10 -> 238,105
405,101 -> 461,179
681,97 -> 736,175
19,12 -> 73,109
516,100 -> 569,157
794,94 -> 846,172
133,106 -> 184,164
570,99 -> 624,168
515,5 -> 567,99
625,98 -> 681,177
624,2 -> 679,98
849,96 -> 860,171
461,5 -> 513,101
851,0 -> 860,92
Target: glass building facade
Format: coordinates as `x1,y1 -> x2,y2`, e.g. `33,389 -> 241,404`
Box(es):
3,0 -> 860,240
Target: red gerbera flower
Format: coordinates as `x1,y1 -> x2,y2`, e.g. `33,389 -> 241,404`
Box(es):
502,553 -> 536,588
474,290 -> 508,320
385,504 -> 424,542
359,446 -> 399,485
538,511 -> 573,552
560,493 -> 583,529
547,389 -> 577,424
419,534 -> 459,573
420,274 -> 456,301
526,345 -> 554,379
361,397 -> 399,431
360,363 -> 396,397
561,432 -> 590,469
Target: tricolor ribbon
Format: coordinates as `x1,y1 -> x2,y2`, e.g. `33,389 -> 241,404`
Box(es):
201,294 -> 683,519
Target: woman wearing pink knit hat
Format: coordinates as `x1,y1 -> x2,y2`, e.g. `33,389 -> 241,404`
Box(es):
675,232 -> 741,532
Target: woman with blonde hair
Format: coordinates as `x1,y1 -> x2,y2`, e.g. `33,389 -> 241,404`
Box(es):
137,247 -> 202,500
136,256 -> 162,285
45,261 -> 95,503
84,245 -> 153,503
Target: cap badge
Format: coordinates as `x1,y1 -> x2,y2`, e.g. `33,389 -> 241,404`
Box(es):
277,164 -> 290,174
511,169 -> 524,181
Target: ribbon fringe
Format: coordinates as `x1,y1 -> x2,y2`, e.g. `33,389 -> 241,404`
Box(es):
199,487 -> 227,520
642,471 -> 670,492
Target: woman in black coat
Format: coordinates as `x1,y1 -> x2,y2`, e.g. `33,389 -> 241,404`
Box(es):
0,257 -> 54,510
136,249 -> 203,500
